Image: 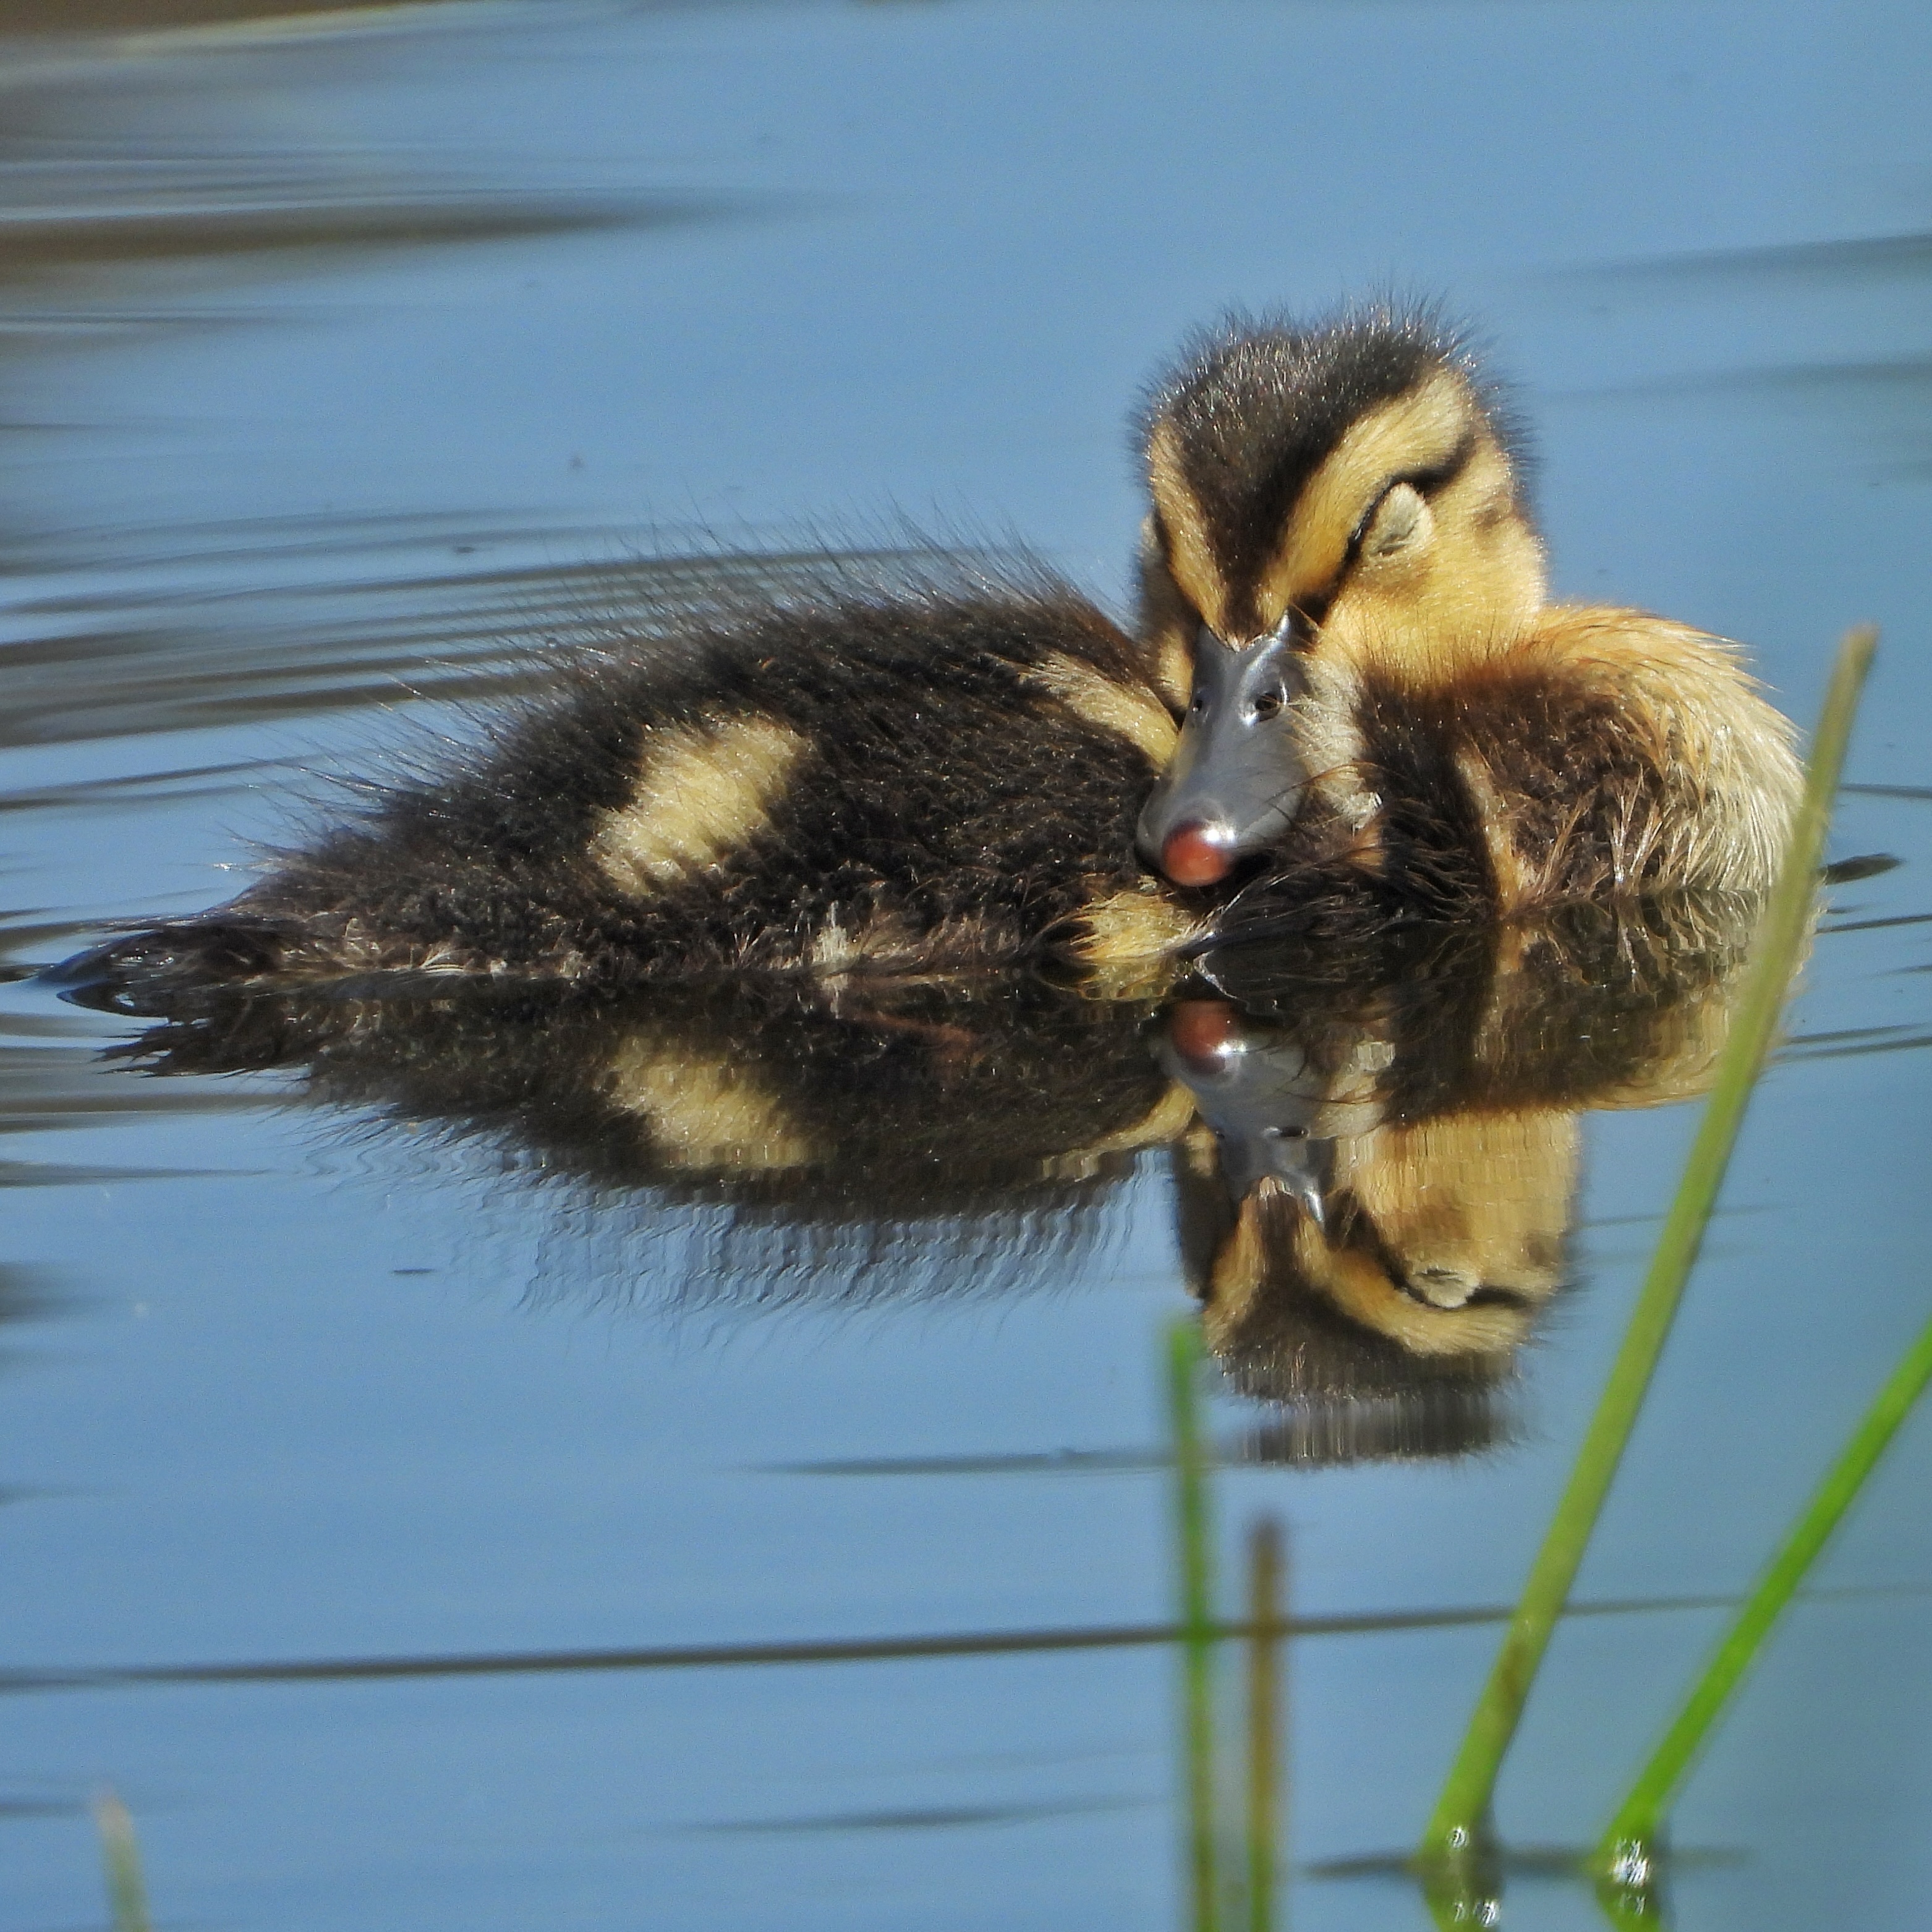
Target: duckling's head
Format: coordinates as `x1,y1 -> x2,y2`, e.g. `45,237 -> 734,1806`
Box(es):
1185,1107 -> 1574,1422
1135,305 -> 1544,886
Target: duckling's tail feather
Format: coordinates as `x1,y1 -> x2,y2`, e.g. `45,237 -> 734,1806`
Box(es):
43,917 -> 292,1016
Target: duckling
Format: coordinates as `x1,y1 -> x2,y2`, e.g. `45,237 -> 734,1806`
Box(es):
54,569 -> 1201,1008
54,305 -> 1798,1012
1133,304 -> 1802,923
99,892 -> 1748,1464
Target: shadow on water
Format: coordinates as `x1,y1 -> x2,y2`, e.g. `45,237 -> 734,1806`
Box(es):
0,0 -> 772,827
1569,229 -> 1932,290
0,1015 -> 277,1186
2,0 -> 490,30
1552,215 -> 1932,475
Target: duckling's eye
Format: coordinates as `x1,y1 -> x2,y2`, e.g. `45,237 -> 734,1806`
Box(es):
1361,480 -> 1431,560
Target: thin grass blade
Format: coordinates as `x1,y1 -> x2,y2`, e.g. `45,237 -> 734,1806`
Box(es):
1245,1518 -> 1285,1932
1594,1302 -> 1932,1881
1169,1319 -> 1220,1932
1418,624 -> 1878,1865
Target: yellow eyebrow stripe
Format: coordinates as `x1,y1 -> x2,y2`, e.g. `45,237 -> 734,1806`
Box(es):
1147,415 -> 1230,638
1254,371 -> 1470,624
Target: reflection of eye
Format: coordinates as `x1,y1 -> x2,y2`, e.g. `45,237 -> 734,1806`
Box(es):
1189,691 -> 1207,717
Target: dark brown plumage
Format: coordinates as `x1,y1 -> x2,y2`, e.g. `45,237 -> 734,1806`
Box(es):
96,892 -> 1750,1462
57,571 -> 1197,1009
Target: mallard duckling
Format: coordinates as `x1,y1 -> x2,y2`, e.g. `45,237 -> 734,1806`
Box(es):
99,894 -> 1749,1463
54,571 -> 1198,1007
1133,305 -> 1803,919
54,305 -> 1797,1011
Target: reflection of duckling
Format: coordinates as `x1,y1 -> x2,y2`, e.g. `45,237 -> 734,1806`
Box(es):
108,893 -> 1752,1464
1134,306 -> 1803,921
1162,898 -> 1753,1458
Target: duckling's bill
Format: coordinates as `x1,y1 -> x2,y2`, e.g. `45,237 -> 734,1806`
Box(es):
1135,613 -> 1312,885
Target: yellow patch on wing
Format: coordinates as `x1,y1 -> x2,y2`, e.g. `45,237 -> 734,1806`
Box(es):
1026,652 -> 1180,768
1256,371 -> 1471,623
602,1035 -> 814,1171
590,713 -> 806,895
1147,416 -> 1229,639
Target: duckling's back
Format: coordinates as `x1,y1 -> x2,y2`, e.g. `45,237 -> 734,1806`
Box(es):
62,576 -> 1201,1009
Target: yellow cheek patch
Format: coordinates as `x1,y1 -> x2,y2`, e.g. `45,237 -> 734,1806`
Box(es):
1256,371 -> 1472,624
1147,417 -> 1228,638
1202,1197 -> 1270,1347
602,1035 -> 814,1172
590,713 -> 806,895
1027,651 -> 1180,768
1340,1111 -> 1575,1327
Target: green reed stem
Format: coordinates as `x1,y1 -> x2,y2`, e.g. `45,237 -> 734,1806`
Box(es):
1418,625 -> 1878,1866
1594,1303 -> 1932,1871
91,1789 -> 153,1932
1245,1518 -> 1285,1932
1168,1318 -> 1219,1932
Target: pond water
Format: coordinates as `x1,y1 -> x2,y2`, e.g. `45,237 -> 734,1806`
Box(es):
4,3 -> 1931,1928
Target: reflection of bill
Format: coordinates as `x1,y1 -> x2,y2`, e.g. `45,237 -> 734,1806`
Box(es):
101,894 -> 1751,1462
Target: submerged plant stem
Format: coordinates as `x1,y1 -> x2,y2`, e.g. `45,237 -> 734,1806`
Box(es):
1418,624 -> 1878,1863
1596,1303 -> 1932,1865
1245,1518 -> 1285,1932
92,1789 -> 153,1932
1169,1319 -> 1219,1932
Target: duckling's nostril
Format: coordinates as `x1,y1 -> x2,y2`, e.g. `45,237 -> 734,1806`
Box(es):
1161,822 -> 1235,887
